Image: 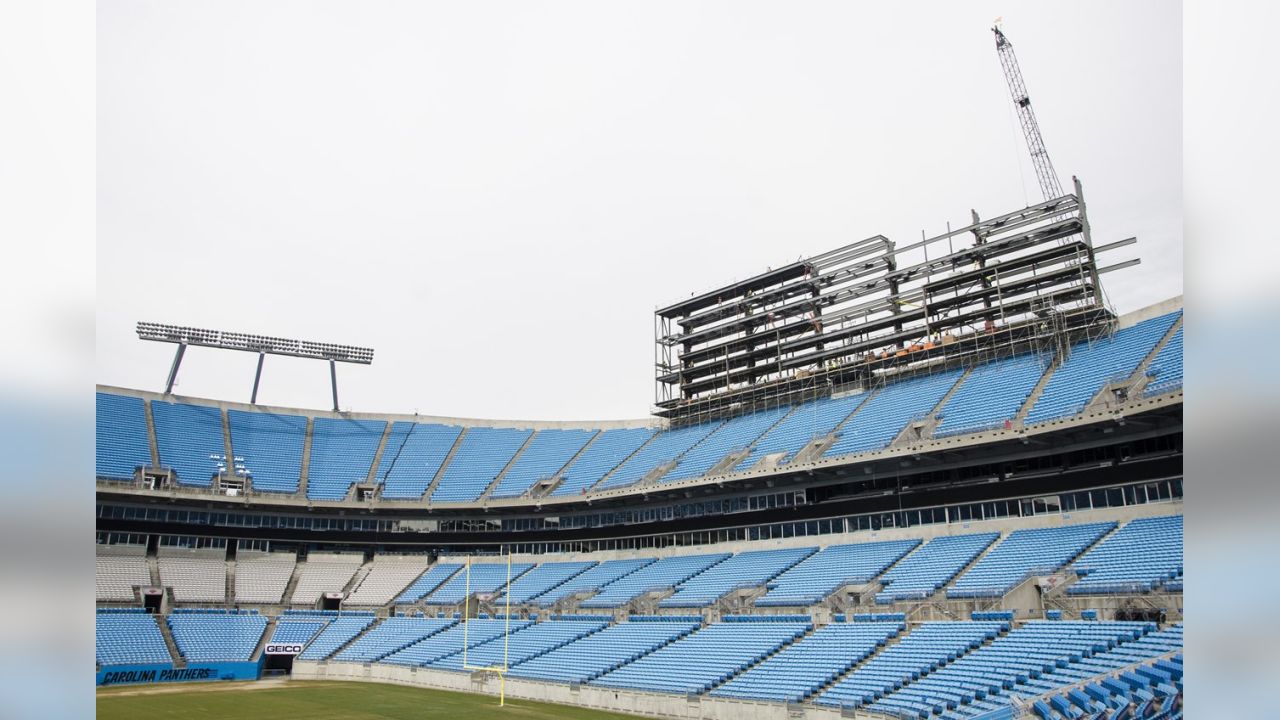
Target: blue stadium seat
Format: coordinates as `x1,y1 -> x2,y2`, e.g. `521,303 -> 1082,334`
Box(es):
755,539 -> 920,606
394,563 -> 463,604
96,393 -> 151,480
949,523 -> 1115,598
814,621 -> 1007,709
660,406 -> 793,482
659,547 -> 815,607
334,617 -> 457,663
530,557 -> 656,607
150,401 -> 225,487
713,620 -> 903,702
167,611 -> 268,662
1068,515 -> 1182,595
580,553 -> 729,608
935,354 -> 1049,436
875,533 -> 1001,603
1143,327 -> 1183,396
306,417 -> 386,500
497,561 -> 597,604
489,429 -> 597,499
1025,311 -> 1181,424
509,620 -> 700,684
427,620 -> 608,671
423,562 -> 534,605
550,428 -> 657,497
382,618 -> 534,666
97,610 -> 171,665
430,427 -> 533,503
824,368 -> 966,457
296,615 -> 376,660
590,619 -> 810,695
593,421 -> 723,491
377,422 -> 464,499
733,393 -> 869,471
227,409 -> 308,494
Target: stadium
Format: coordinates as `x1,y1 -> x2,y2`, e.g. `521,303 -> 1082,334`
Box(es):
96,12 -> 1183,720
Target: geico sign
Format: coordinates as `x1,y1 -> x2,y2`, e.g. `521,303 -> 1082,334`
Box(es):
264,644 -> 304,655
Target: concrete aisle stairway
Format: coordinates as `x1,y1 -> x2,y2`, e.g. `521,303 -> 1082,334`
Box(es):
157,615 -> 184,668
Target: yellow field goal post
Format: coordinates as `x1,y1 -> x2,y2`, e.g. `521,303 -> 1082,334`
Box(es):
460,551 -> 514,706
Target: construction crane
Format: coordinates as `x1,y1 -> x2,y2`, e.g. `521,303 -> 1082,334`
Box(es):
993,25 -> 1064,202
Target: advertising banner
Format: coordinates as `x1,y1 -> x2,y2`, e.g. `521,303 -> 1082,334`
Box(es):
96,660 -> 262,686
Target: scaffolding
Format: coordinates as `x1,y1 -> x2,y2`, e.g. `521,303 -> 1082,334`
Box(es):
654,180 -> 1138,426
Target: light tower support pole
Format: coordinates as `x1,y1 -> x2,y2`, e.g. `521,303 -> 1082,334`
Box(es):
164,343 -> 186,395
329,360 -> 339,412
250,352 -> 265,404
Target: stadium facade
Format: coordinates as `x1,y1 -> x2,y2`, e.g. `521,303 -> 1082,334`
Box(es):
96,190 -> 1183,719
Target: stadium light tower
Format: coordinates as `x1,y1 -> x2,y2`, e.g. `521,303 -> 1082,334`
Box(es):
136,321 -> 374,411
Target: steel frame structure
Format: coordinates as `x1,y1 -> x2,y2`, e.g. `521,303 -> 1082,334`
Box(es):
654,179 -> 1137,424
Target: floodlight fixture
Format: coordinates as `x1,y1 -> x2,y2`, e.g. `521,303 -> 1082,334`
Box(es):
136,321 -> 374,411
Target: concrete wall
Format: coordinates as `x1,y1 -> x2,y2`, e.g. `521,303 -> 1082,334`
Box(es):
1116,295 -> 1183,329
292,661 -> 850,720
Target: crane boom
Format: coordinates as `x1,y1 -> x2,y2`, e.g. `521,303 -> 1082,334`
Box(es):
993,26 -> 1064,202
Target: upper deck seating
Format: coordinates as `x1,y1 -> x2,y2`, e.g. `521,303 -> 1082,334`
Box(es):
429,427 -> 533,503
377,422 -> 464,499
150,400 -> 225,487
96,393 -> 151,480
733,393 -> 869,472
660,407 -> 793,482
227,409 -> 307,494
824,369 -> 966,457
488,429 -> 596,499
306,417 -> 386,500
1144,326 -> 1183,396
1025,311 -> 1181,424
550,428 -> 656,497
593,421 -> 723,491
934,354 -> 1048,436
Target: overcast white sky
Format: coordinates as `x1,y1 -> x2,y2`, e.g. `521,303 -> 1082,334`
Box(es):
97,0 -> 1181,421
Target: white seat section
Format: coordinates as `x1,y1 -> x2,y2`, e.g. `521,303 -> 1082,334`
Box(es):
234,551 -> 297,604
96,545 -> 151,602
291,552 -> 364,604
344,555 -> 432,606
157,547 -> 227,603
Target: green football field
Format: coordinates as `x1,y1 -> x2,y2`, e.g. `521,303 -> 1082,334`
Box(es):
96,680 -> 644,720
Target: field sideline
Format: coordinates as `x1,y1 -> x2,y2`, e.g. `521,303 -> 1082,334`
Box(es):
97,679 -> 645,720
